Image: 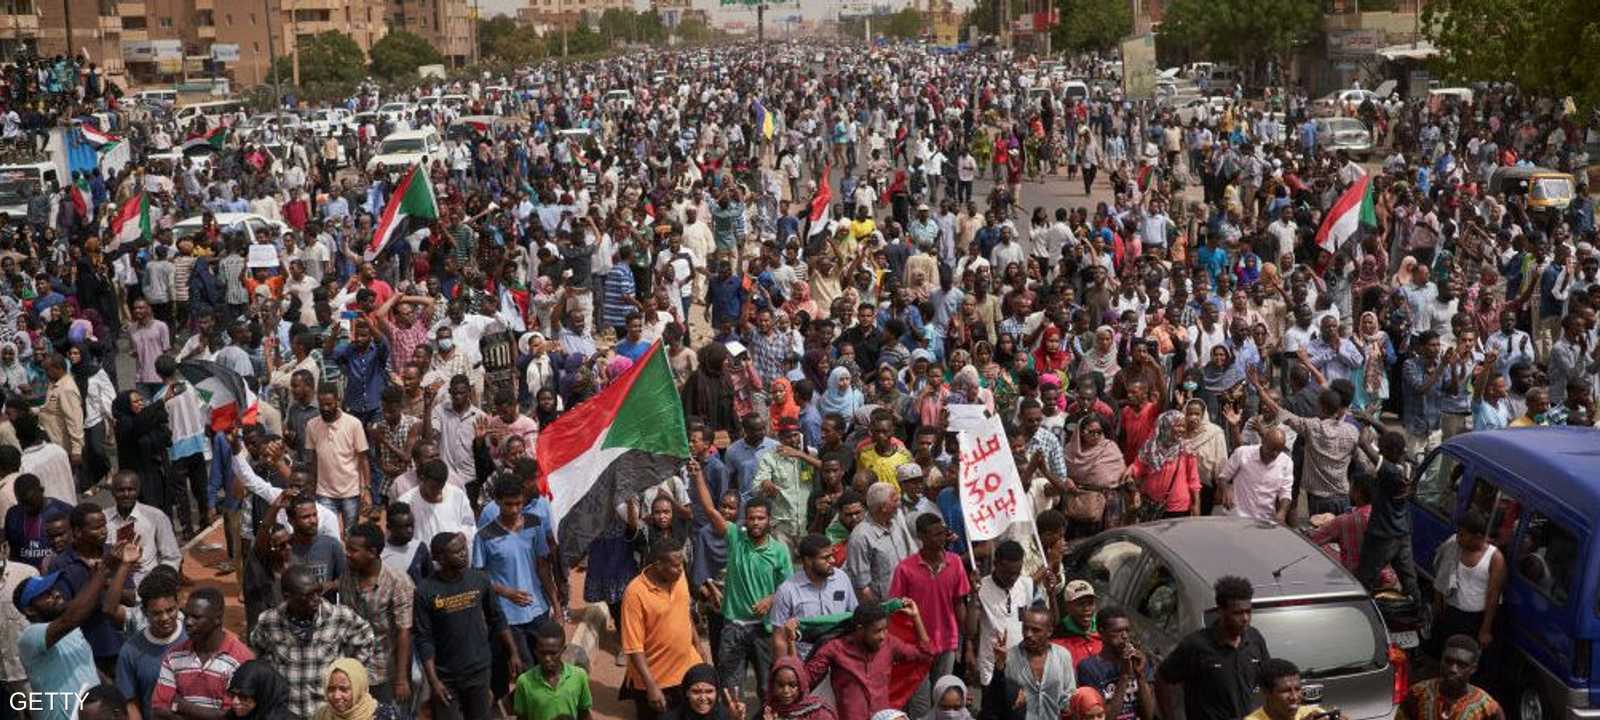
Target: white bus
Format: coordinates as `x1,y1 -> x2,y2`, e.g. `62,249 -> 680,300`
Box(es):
173,99 -> 245,130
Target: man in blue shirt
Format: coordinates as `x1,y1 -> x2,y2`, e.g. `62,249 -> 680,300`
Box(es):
116,569 -> 186,720
333,319 -> 389,423
46,504 -> 139,675
474,478 -> 561,706
4,474 -> 73,569
769,533 -> 858,658
706,262 -> 749,330
1402,331 -> 1448,456
17,542 -> 136,720
723,414 -> 777,503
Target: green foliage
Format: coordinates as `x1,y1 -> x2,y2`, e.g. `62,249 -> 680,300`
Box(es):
1158,0 -> 1320,77
1053,0 -> 1131,53
1423,0 -> 1600,110
882,8 -> 925,39
271,31 -> 366,86
597,8 -> 668,45
479,16 -> 546,64
369,31 -> 445,80
960,0 -> 1028,38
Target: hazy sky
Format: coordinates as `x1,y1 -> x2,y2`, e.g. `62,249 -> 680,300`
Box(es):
475,0 -> 966,22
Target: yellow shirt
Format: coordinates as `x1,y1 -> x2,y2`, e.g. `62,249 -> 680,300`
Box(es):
856,445 -> 914,488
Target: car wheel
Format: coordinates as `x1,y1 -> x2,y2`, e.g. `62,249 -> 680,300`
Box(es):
1517,685 -> 1550,720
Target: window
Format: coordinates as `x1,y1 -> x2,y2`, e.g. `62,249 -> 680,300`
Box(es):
1518,513 -> 1578,605
1133,559 -> 1181,634
1248,600 -> 1386,678
249,12 -> 256,24
1414,451 -> 1463,518
1076,539 -> 1144,599
225,12 -> 232,24
1468,478 -> 1522,551
253,42 -> 260,52
160,17 -> 173,27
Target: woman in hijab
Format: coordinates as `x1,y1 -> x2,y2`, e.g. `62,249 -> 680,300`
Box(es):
226,660 -> 299,720
1198,345 -> 1246,423
1077,326 -> 1120,383
785,281 -> 819,322
949,365 -> 995,413
1068,686 -> 1107,720
922,675 -> 974,720
1065,415 -> 1127,534
1124,410 -> 1200,520
666,663 -> 734,720
605,355 -> 636,387
314,658 -> 393,720
1032,324 -> 1072,376
680,342 -> 736,433
1179,399 -> 1229,516
817,366 -> 863,421
67,343 -> 115,492
1351,310 -> 1396,412
769,377 -> 801,430
112,388 -> 173,509
0,341 -> 42,403
767,657 -> 835,720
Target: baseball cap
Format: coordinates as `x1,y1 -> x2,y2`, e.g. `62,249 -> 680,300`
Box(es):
775,416 -> 801,433
13,571 -> 63,612
1065,579 -> 1097,602
895,463 -> 925,483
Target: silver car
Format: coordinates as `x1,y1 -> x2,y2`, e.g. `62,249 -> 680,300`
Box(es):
1065,517 -> 1399,720
1313,117 -> 1374,160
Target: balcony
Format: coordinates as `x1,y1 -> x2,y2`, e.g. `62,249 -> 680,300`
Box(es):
194,0 -> 212,8
292,0 -> 344,11
197,23 -> 215,37
116,2 -> 144,16
98,15 -> 122,30
0,13 -> 40,33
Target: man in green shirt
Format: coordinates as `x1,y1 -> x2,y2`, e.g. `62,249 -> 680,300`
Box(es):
690,457 -> 792,705
512,621 -> 592,720
754,416 -> 822,547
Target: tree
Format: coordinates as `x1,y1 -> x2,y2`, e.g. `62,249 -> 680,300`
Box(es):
1053,0 -> 1131,53
882,8 -> 925,39
1423,0 -> 1600,110
272,31 -> 365,86
369,31 -> 445,80
1158,0 -> 1320,85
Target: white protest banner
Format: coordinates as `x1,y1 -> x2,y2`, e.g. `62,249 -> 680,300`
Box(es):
951,410 -> 1032,542
246,242 -> 280,269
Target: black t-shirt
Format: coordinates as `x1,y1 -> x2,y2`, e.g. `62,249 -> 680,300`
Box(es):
1157,623 -> 1271,720
1366,459 -> 1412,539
414,569 -> 506,681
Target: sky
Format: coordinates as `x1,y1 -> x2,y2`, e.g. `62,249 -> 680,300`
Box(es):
474,0 -> 968,23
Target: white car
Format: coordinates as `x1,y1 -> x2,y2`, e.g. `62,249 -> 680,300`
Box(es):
367,129 -> 442,173
173,212 -> 290,246
1173,95 -> 1231,125
1063,80 -> 1090,103
148,149 -> 213,175
376,102 -> 412,124
603,89 -> 634,111
304,108 -> 354,136
1315,89 -> 1379,116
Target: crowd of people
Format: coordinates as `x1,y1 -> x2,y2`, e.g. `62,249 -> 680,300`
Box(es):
5,38 -> 1596,720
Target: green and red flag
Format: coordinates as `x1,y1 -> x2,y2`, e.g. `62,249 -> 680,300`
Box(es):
181,125 -> 228,152
1315,174 -> 1377,253
364,164 -> 438,261
108,192 -> 151,252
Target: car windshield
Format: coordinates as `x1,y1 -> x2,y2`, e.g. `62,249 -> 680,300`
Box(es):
0,172 -> 38,205
380,138 -> 427,154
1249,600 -> 1385,678
1327,119 -> 1366,132
1532,177 -> 1573,201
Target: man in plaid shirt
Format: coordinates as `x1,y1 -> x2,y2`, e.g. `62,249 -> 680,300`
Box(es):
249,565 -> 376,719
744,307 -> 790,386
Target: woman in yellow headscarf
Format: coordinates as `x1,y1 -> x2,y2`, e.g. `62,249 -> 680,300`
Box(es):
314,658 -> 392,720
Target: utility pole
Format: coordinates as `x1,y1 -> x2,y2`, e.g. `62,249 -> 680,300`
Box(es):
265,0 -> 281,109
60,0 -> 72,56
756,2 -> 764,42
290,0 -> 299,87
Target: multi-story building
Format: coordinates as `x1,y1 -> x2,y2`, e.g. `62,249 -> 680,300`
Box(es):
206,0 -> 388,88
388,0 -> 472,66
0,0 -> 40,59
39,0 -> 124,79
514,0 -> 630,31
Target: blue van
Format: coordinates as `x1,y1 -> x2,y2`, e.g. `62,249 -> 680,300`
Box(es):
1410,428 -> 1600,720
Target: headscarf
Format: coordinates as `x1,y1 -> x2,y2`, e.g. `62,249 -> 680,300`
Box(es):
1078,326 -> 1120,380
817,366 -> 863,419
769,377 -> 801,429
1358,310 -> 1387,397
1394,255 -> 1419,288
1069,686 -> 1106,720
767,657 -> 827,720
1067,418 -> 1127,491
1353,255 -> 1383,297
785,281 -> 818,320
922,675 -> 974,720
1033,324 -> 1071,375
1137,410 -> 1185,472
669,664 -> 727,720
0,341 -> 30,391
313,658 -> 378,720
605,355 -> 635,384
226,660 -> 296,720
1200,345 -> 1245,396
1179,401 -> 1228,487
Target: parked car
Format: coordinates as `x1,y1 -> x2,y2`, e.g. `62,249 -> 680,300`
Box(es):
1065,517 -> 1401,720
367,129 -> 443,173
304,108 -> 354,137
1315,89 -> 1380,116
1410,428 -> 1600,720
172,212 -> 290,246
1312,117 -> 1375,160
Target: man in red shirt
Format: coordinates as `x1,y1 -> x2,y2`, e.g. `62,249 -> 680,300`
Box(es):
150,587 -> 255,720
795,601 -> 931,720
1055,579 -> 1103,665
889,513 -> 971,718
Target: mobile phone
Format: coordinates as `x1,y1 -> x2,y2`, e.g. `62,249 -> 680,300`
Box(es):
117,523 -> 135,543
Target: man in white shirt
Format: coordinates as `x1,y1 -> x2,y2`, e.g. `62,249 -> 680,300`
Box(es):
17,415 -> 74,505
398,459 -> 476,558
105,470 -> 182,583
1217,429 -> 1293,522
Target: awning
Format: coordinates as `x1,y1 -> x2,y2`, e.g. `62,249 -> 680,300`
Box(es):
1376,41 -> 1438,61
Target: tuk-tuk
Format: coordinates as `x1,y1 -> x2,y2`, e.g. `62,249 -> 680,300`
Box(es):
1488,165 -> 1575,215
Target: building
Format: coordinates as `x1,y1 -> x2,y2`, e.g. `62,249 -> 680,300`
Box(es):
204,0 -> 389,89
388,0 -> 472,65
0,0 -> 40,60
38,0 -> 123,80
515,0 -> 631,31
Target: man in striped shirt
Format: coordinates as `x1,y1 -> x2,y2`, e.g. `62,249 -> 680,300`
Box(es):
151,587 -> 254,720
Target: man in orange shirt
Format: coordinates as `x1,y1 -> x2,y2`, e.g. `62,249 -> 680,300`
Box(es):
620,537 -> 709,720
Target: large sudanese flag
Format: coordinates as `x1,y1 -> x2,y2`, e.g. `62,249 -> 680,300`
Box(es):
1315,174 -> 1377,253
177,360 -> 259,432
537,341 -> 690,566
364,164 -> 438,261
